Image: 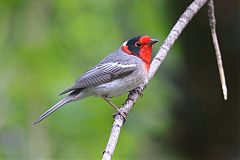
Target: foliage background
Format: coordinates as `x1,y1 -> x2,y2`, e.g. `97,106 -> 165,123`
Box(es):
0,0 -> 238,159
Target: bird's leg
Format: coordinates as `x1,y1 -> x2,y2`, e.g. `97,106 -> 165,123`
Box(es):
102,96 -> 120,111
102,96 -> 126,121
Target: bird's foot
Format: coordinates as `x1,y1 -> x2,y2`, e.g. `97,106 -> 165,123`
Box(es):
130,88 -> 143,97
113,110 -> 126,123
102,96 -> 126,122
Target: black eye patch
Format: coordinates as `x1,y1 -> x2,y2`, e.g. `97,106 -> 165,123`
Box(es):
126,36 -> 141,56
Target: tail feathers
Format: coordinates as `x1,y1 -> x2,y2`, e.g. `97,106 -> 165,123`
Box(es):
32,96 -> 73,125
59,87 -> 75,95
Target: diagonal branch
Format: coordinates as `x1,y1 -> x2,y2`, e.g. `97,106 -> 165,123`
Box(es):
207,0 -> 228,100
102,0 -> 211,159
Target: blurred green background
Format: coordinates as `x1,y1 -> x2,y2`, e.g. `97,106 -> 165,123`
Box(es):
0,0 -> 238,159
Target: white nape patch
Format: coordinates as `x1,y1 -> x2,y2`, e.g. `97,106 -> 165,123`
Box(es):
122,40 -> 127,46
110,62 -> 136,68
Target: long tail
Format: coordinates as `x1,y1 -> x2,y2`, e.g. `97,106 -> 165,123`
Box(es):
32,96 -> 73,125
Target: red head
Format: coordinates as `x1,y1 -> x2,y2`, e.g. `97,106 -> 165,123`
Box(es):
121,36 -> 158,71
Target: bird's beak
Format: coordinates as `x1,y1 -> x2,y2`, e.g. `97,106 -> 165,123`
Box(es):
148,39 -> 159,45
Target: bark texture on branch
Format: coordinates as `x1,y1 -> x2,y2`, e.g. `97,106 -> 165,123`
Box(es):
207,0 -> 228,100
102,0 -> 209,159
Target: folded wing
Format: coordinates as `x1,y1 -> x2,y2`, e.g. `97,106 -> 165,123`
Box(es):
59,62 -> 137,95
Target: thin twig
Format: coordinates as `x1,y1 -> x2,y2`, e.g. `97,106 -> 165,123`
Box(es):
208,0 -> 228,100
102,0 -> 209,159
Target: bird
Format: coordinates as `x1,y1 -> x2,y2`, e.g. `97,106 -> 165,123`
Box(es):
32,35 -> 158,125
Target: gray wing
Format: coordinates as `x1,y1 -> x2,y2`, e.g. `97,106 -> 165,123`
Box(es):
59,62 -> 137,95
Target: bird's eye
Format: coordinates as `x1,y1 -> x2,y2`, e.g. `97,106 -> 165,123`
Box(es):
135,42 -> 142,47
